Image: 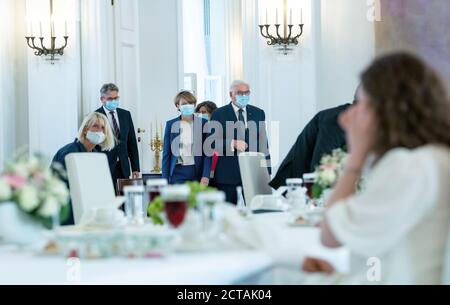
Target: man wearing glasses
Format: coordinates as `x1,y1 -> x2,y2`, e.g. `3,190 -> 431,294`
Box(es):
209,80 -> 271,204
96,83 -> 141,192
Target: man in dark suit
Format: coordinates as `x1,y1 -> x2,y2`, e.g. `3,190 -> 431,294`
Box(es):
96,83 -> 140,190
269,103 -> 352,190
210,80 -> 271,204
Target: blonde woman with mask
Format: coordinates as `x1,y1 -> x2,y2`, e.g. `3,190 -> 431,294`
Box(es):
52,112 -> 115,224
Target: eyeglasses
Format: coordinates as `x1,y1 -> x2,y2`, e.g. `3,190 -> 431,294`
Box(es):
236,91 -> 251,97
105,97 -> 120,101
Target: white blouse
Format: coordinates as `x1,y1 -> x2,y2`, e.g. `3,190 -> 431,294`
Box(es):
324,145 -> 450,285
179,120 -> 195,166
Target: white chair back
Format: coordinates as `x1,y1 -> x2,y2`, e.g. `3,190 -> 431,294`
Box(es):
238,152 -> 272,206
65,153 -> 118,225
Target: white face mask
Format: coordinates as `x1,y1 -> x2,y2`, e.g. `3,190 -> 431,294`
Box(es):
86,131 -> 106,145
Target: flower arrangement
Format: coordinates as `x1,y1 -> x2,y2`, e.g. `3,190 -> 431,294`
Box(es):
312,148 -> 348,199
0,153 -> 70,229
148,181 -> 217,225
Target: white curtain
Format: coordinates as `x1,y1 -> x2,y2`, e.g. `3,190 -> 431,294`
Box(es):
0,0 -> 17,170
183,0 -> 208,100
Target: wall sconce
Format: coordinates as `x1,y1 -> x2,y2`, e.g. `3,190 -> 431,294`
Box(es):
259,0 -> 304,55
25,0 -> 69,64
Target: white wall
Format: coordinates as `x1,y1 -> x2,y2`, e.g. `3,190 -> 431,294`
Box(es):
0,0 -> 28,169
317,0 -> 375,110
0,0 -> 16,169
241,0 -> 375,172
25,0 -> 82,159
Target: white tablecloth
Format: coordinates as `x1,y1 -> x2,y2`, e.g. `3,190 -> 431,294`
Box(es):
0,212 -> 349,285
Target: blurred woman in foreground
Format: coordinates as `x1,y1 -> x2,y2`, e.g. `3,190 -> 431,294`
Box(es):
305,52 -> 450,284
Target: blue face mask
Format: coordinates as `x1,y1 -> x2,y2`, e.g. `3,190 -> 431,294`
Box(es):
197,113 -> 210,121
105,99 -> 119,111
86,131 -> 106,146
236,95 -> 250,108
180,104 -> 195,117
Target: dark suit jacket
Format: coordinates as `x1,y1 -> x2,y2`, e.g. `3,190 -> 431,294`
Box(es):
162,116 -> 212,184
210,103 -> 271,185
96,107 -> 140,178
269,104 -> 350,189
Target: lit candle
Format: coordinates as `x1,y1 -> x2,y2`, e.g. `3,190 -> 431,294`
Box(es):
265,8 -> 268,24
300,8 -> 303,24
65,21 -> 68,36
39,22 -> 43,37
51,21 -> 55,37
290,9 -> 292,25
150,122 -> 153,140
276,8 -> 279,24
30,22 -> 34,37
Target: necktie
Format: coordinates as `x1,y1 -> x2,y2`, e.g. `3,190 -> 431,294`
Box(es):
110,111 -> 121,139
237,109 -> 246,141
238,109 -> 246,124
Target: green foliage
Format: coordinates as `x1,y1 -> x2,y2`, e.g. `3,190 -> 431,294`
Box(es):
311,184 -> 323,200
147,181 -> 217,225
186,181 -> 216,209
148,196 -> 164,225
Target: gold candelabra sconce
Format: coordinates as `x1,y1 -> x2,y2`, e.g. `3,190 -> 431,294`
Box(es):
25,0 -> 69,64
259,0 -> 304,55
150,123 -> 164,173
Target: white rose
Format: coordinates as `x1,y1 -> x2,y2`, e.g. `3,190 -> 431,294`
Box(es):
27,155 -> 40,172
18,185 -> 39,212
320,169 -> 337,187
0,178 -> 12,201
38,196 -> 59,218
48,178 -> 69,204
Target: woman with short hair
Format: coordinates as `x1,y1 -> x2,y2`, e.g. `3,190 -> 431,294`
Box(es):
162,91 -> 211,185
195,101 -> 218,120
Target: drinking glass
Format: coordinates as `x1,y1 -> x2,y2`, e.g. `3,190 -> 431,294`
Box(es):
123,185 -> 146,225
196,191 -> 225,239
161,185 -> 190,228
146,179 -> 168,203
302,173 -> 316,200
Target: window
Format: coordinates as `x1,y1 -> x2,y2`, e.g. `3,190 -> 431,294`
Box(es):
182,0 -> 226,106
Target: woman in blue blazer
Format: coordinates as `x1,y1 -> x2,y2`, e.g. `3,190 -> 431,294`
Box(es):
162,91 -> 211,185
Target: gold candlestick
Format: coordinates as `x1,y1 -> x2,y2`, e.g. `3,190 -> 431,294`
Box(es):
150,122 -> 164,173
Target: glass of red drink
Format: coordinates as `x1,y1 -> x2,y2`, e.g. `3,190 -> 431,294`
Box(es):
161,185 -> 190,228
146,179 -> 168,202
303,173 -> 316,199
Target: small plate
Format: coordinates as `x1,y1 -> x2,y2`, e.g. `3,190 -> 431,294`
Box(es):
288,216 -> 314,227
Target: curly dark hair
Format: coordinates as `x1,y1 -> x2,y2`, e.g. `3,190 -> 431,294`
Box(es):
361,52 -> 450,155
195,101 -> 218,115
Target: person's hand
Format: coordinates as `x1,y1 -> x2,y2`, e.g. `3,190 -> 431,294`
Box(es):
232,140 -> 248,152
338,100 -> 377,169
200,177 -> 210,186
302,257 -> 335,275
131,171 -> 141,179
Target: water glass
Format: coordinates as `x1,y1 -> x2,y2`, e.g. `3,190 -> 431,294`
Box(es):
123,185 -> 146,225
196,191 -> 225,239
